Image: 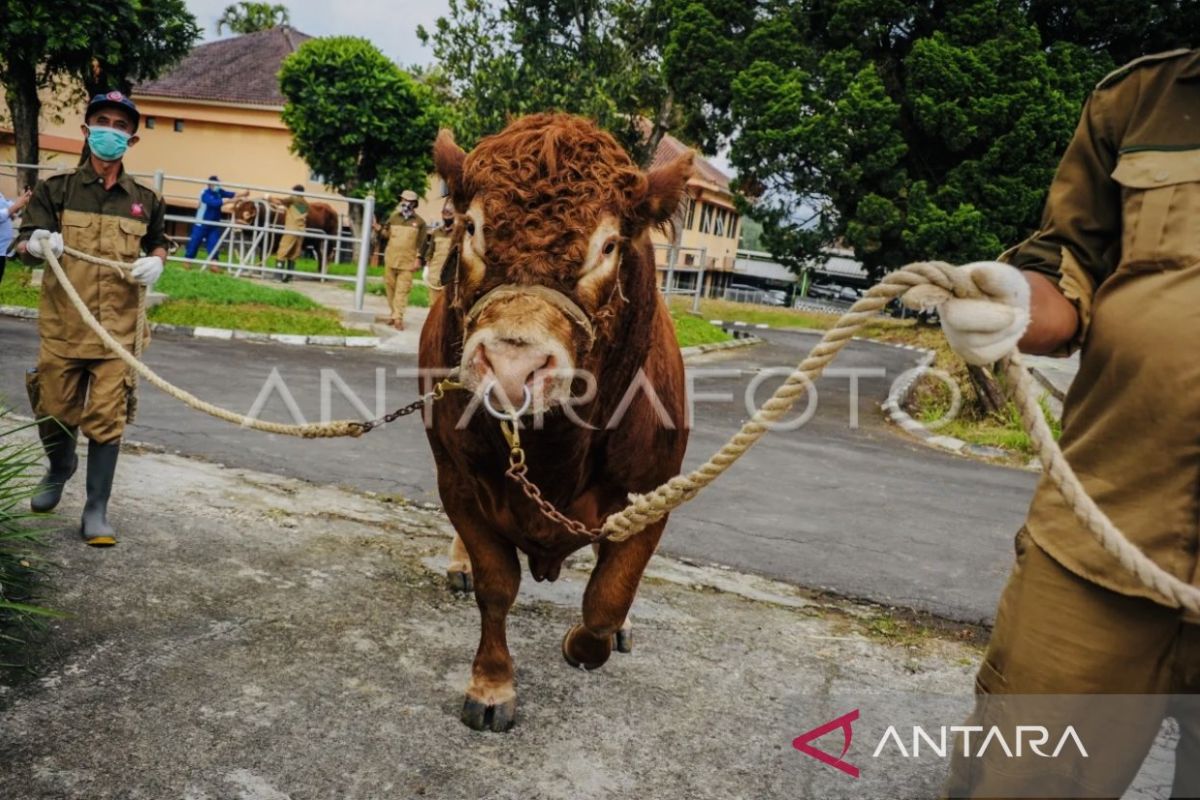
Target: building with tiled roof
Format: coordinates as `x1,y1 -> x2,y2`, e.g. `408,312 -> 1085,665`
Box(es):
136,26 -> 312,107
1,27 -> 331,220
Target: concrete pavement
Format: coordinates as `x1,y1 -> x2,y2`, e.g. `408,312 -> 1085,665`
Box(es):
0,446 -> 1178,799
0,317 -> 1038,623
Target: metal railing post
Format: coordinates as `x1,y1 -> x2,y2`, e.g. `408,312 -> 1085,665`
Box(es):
153,169 -> 164,195
693,262 -> 704,313
665,242 -> 678,300
354,194 -> 375,311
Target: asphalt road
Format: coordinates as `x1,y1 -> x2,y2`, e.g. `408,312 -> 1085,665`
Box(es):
0,317 -> 1037,623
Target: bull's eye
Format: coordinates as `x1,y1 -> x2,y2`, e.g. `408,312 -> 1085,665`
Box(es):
602,239 -> 617,256
465,219 -> 476,236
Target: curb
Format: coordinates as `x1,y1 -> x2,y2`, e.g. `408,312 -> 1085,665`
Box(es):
878,347 -> 1013,461
679,335 -> 763,359
0,305 -> 382,350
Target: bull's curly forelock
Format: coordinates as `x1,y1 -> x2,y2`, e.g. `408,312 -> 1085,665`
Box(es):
461,114 -> 648,278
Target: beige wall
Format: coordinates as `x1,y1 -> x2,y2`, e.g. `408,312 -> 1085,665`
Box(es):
1,92 -> 342,216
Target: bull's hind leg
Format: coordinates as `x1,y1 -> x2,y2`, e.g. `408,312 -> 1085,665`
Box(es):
456,525 -> 521,731
446,533 -> 473,592
564,519 -> 666,670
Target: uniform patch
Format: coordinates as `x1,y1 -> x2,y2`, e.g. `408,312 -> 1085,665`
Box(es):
131,202 -> 144,218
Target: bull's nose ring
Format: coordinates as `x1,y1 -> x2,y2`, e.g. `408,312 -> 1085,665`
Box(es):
482,381 -> 532,420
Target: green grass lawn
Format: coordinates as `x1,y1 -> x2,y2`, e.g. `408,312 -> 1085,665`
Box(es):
1,263 -> 371,337
157,263 -> 322,309
672,310 -> 733,348
0,265 -> 40,308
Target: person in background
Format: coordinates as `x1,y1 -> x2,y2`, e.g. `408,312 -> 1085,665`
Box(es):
422,201 -> 455,292
377,189 -> 426,329
183,175 -> 247,260
0,186 -> 33,283
266,184 -> 307,283
16,90 -> 167,547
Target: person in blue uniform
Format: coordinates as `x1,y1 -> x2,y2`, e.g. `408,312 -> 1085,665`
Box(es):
183,175 -> 247,259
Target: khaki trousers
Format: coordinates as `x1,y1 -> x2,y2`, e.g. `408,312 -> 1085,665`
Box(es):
946,528 -> 1200,798
385,266 -> 416,324
35,344 -> 129,444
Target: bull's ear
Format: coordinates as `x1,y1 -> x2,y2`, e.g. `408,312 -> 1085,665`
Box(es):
638,150 -> 694,226
433,129 -> 466,200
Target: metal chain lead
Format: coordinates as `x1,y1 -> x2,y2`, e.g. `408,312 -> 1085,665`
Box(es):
354,375 -> 464,435
500,419 -> 608,541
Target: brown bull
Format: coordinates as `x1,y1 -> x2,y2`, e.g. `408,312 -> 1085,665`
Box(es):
419,114 -> 693,731
231,198 -> 339,269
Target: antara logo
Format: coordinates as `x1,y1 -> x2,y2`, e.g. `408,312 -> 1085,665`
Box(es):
792,709 -> 861,778
793,709 -> 1089,778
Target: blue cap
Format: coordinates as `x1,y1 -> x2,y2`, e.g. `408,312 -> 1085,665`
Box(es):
86,91 -> 140,131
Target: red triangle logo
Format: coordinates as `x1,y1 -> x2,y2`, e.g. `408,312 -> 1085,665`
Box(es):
792,709 -> 861,778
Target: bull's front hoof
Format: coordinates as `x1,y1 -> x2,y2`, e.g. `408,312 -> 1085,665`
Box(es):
613,627 -> 633,654
446,565 -> 473,593
562,623 -> 612,670
461,694 -> 517,732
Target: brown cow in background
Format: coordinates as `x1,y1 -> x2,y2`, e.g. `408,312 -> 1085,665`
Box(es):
419,114 -> 692,731
231,197 -> 340,270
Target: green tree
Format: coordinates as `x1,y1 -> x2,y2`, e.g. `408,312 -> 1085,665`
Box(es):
216,2 -> 290,35
718,0 -> 1198,280
279,36 -> 446,237
418,0 -> 740,166
0,0 -> 199,187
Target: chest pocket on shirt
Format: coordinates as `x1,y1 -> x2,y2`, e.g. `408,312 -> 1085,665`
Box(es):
1110,149 -> 1200,271
116,216 -> 147,259
60,210 -> 100,254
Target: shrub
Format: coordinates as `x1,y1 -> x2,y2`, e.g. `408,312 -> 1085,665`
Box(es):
0,415 -> 62,673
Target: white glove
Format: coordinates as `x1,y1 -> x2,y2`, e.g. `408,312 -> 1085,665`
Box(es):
938,261 -> 1031,365
130,255 -> 164,286
26,229 -> 64,260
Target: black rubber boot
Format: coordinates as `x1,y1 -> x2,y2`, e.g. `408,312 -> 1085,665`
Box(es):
282,259 -> 294,283
30,422 -> 78,513
80,440 -> 120,547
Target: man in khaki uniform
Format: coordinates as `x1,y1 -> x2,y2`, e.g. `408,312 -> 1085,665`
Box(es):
938,50 -> 1200,797
422,202 -> 455,292
379,189 -> 426,329
17,91 -> 167,547
268,184 -> 308,283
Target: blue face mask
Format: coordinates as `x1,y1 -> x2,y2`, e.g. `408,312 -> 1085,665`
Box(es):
86,125 -> 131,161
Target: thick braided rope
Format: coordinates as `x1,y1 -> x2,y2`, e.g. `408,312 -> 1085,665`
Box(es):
45,246 -> 366,438
1003,356 -> 1200,613
600,261 -> 1200,614
601,260 -> 964,541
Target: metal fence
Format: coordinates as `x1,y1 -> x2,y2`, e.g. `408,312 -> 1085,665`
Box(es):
0,162 -> 376,310
655,242 -> 707,313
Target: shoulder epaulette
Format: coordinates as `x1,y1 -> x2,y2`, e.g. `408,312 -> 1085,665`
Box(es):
1096,48 -> 1194,90
41,167 -> 78,183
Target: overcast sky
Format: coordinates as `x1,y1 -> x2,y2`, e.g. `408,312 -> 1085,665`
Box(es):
185,0 -> 449,66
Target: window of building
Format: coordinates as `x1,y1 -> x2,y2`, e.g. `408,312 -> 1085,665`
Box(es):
173,119 -> 184,133
713,208 -> 726,237
308,169 -> 326,184
699,203 -> 714,234
684,196 -> 697,230
144,116 -> 156,129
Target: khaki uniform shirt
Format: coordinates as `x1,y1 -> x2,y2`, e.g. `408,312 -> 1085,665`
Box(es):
1005,49 -> 1200,610
383,211 -> 426,272
279,195 -> 308,231
424,224 -> 454,288
18,161 -> 167,360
